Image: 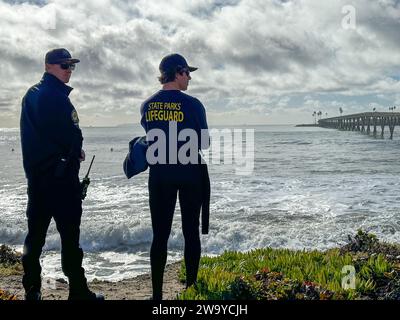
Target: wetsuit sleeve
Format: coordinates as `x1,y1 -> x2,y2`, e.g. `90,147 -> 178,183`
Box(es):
140,102 -> 148,132
36,93 -> 83,157
194,99 -> 209,150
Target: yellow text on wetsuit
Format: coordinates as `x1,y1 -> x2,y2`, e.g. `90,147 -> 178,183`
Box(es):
145,102 -> 184,122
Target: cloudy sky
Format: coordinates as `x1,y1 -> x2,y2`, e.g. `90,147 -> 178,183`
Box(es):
1,0 -> 400,127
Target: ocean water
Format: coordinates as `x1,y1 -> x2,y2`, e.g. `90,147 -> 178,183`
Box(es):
1,124 -> 400,282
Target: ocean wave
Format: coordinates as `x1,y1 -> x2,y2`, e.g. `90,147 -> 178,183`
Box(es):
0,227 -> 26,245
0,128 -> 19,133
45,222 -> 154,252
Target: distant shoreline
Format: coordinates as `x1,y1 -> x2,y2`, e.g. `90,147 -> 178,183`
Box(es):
2,124 -> 312,130
295,124 -> 320,127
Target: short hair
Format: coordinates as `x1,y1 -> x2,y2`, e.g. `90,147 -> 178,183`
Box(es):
158,70 -> 176,84
158,66 -> 187,84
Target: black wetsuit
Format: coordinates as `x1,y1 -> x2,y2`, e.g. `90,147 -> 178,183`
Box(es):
140,89 -> 209,299
20,73 -> 88,295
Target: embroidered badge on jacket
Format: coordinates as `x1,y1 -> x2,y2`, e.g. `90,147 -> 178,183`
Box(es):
71,110 -> 80,127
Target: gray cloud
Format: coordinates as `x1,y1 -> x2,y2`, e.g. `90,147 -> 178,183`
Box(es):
1,0 -> 400,127
3,0 -> 47,5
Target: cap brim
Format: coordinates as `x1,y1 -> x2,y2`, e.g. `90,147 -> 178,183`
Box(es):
188,66 -> 197,72
65,58 -> 80,64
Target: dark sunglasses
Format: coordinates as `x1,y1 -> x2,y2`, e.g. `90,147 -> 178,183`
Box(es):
60,63 -> 76,71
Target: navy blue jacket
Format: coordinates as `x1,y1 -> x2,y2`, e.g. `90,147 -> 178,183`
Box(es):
20,72 -> 83,179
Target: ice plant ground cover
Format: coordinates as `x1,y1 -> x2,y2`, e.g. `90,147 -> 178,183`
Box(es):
178,230 -> 400,300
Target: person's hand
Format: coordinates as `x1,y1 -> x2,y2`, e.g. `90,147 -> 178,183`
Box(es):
79,149 -> 86,162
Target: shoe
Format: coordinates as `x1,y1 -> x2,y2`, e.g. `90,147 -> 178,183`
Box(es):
25,288 -> 42,301
68,289 -> 104,301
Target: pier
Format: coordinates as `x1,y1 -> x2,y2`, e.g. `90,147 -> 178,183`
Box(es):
318,112 -> 400,139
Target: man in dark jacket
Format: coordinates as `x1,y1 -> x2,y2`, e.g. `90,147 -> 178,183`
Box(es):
20,48 -> 103,300
140,53 -> 209,300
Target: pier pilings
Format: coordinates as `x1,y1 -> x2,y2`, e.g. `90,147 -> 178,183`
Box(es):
318,112 -> 400,139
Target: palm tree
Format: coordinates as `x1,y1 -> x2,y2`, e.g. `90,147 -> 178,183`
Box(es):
312,111 -> 317,124
317,111 -> 322,120
339,107 -> 343,116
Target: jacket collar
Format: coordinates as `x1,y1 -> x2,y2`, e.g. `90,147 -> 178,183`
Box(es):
41,72 -> 73,96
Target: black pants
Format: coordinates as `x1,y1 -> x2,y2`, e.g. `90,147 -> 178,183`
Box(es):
148,167 -> 203,299
22,172 -> 87,293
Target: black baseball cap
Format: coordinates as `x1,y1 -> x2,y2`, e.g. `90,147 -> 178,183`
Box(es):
45,48 -> 80,64
159,53 -> 197,74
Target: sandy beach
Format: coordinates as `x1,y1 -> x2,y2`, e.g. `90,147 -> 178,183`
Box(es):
0,262 -> 185,300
